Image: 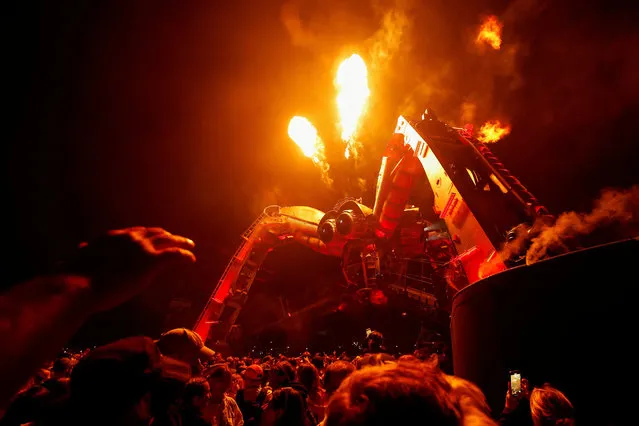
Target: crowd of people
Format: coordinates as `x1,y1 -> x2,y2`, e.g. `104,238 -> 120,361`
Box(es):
0,326 -> 576,426
0,227 -> 576,426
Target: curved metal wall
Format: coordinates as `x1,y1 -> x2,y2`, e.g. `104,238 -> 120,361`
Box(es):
451,239 -> 637,426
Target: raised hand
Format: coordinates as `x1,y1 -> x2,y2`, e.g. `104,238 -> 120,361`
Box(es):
1,226 -> 196,406
66,226 -> 196,313
504,377 -> 530,413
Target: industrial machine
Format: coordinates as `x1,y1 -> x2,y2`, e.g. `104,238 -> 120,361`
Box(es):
194,110 -> 550,345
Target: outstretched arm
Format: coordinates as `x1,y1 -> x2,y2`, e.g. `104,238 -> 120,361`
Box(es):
0,227 -> 196,406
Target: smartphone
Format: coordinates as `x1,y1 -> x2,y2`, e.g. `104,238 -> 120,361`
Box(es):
510,370 -> 522,395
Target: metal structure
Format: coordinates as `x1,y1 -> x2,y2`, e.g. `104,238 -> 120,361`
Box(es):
194,111 -> 548,345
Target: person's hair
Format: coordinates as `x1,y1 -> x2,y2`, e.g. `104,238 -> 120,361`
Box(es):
272,361 -> 296,383
52,357 -> 75,376
358,353 -> 394,370
183,377 -> 209,406
261,364 -> 271,385
34,368 -> 50,385
367,331 -> 384,353
530,384 -> 575,426
271,387 -> 310,426
311,355 -> 324,371
325,361 -> 496,426
398,354 -> 418,363
297,363 -> 320,393
324,361 -> 355,396
231,374 -> 244,390
206,363 -> 232,383
351,356 -> 362,370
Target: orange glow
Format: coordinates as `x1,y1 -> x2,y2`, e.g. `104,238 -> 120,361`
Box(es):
336,54 -> 370,158
476,15 -> 503,50
288,116 -> 322,158
477,120 -> 511,143
478,250 -> 508,279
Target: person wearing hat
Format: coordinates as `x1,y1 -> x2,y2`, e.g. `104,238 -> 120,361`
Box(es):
155,328 -> 216,373
202,364 -> 243,426
68,336 -> 191,426
236,364 -> 272,426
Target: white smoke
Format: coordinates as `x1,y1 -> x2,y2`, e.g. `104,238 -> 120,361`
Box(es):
525,185 -> 639,264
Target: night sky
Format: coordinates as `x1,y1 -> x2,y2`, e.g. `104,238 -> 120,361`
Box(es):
4,1 -> 638,343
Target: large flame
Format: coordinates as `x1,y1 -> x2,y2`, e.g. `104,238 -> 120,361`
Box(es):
477,120 -> 511,143
336,54 -> 370,159
288,116 -> 321,158
476,16 -> 503,50
288,116 -> 332,186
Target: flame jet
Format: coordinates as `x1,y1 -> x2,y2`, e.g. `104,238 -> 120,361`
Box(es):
288,116 -> 322,159
288,116 -> 332,185
336,54 -> 370,159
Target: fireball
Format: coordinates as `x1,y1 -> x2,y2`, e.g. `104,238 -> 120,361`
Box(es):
288,116 -> 333,186
288,116 -> 322,158
336,54 -> 370,158
476,15 -> 503,50
477,120 -> 511,143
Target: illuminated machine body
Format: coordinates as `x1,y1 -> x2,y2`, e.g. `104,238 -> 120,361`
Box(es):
194,110 -> 549,345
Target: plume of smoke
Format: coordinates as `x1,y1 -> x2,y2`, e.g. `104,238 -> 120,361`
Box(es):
251,186 -> 284,216
526,185 -> 639,264
496,223 -> 532,263
358,177 -> 368,193
280,0 -> 383,50
460,102 -> 477,124
398,66 -> 458,121
367,1 -> 413,72
311,138 -> 334,187
347,139 -> 364,161
280,1 -> 314,47
314,157 -> 334,187
280,0 -> 414,67
461,0 -> 550,125
502,0 -> 550,25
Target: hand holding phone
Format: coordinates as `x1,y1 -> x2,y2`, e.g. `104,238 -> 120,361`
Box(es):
504,370 -> 524,412
510,370 -> 522,396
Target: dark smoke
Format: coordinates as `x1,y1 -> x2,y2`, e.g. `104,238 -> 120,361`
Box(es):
525,186 -> 639,264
